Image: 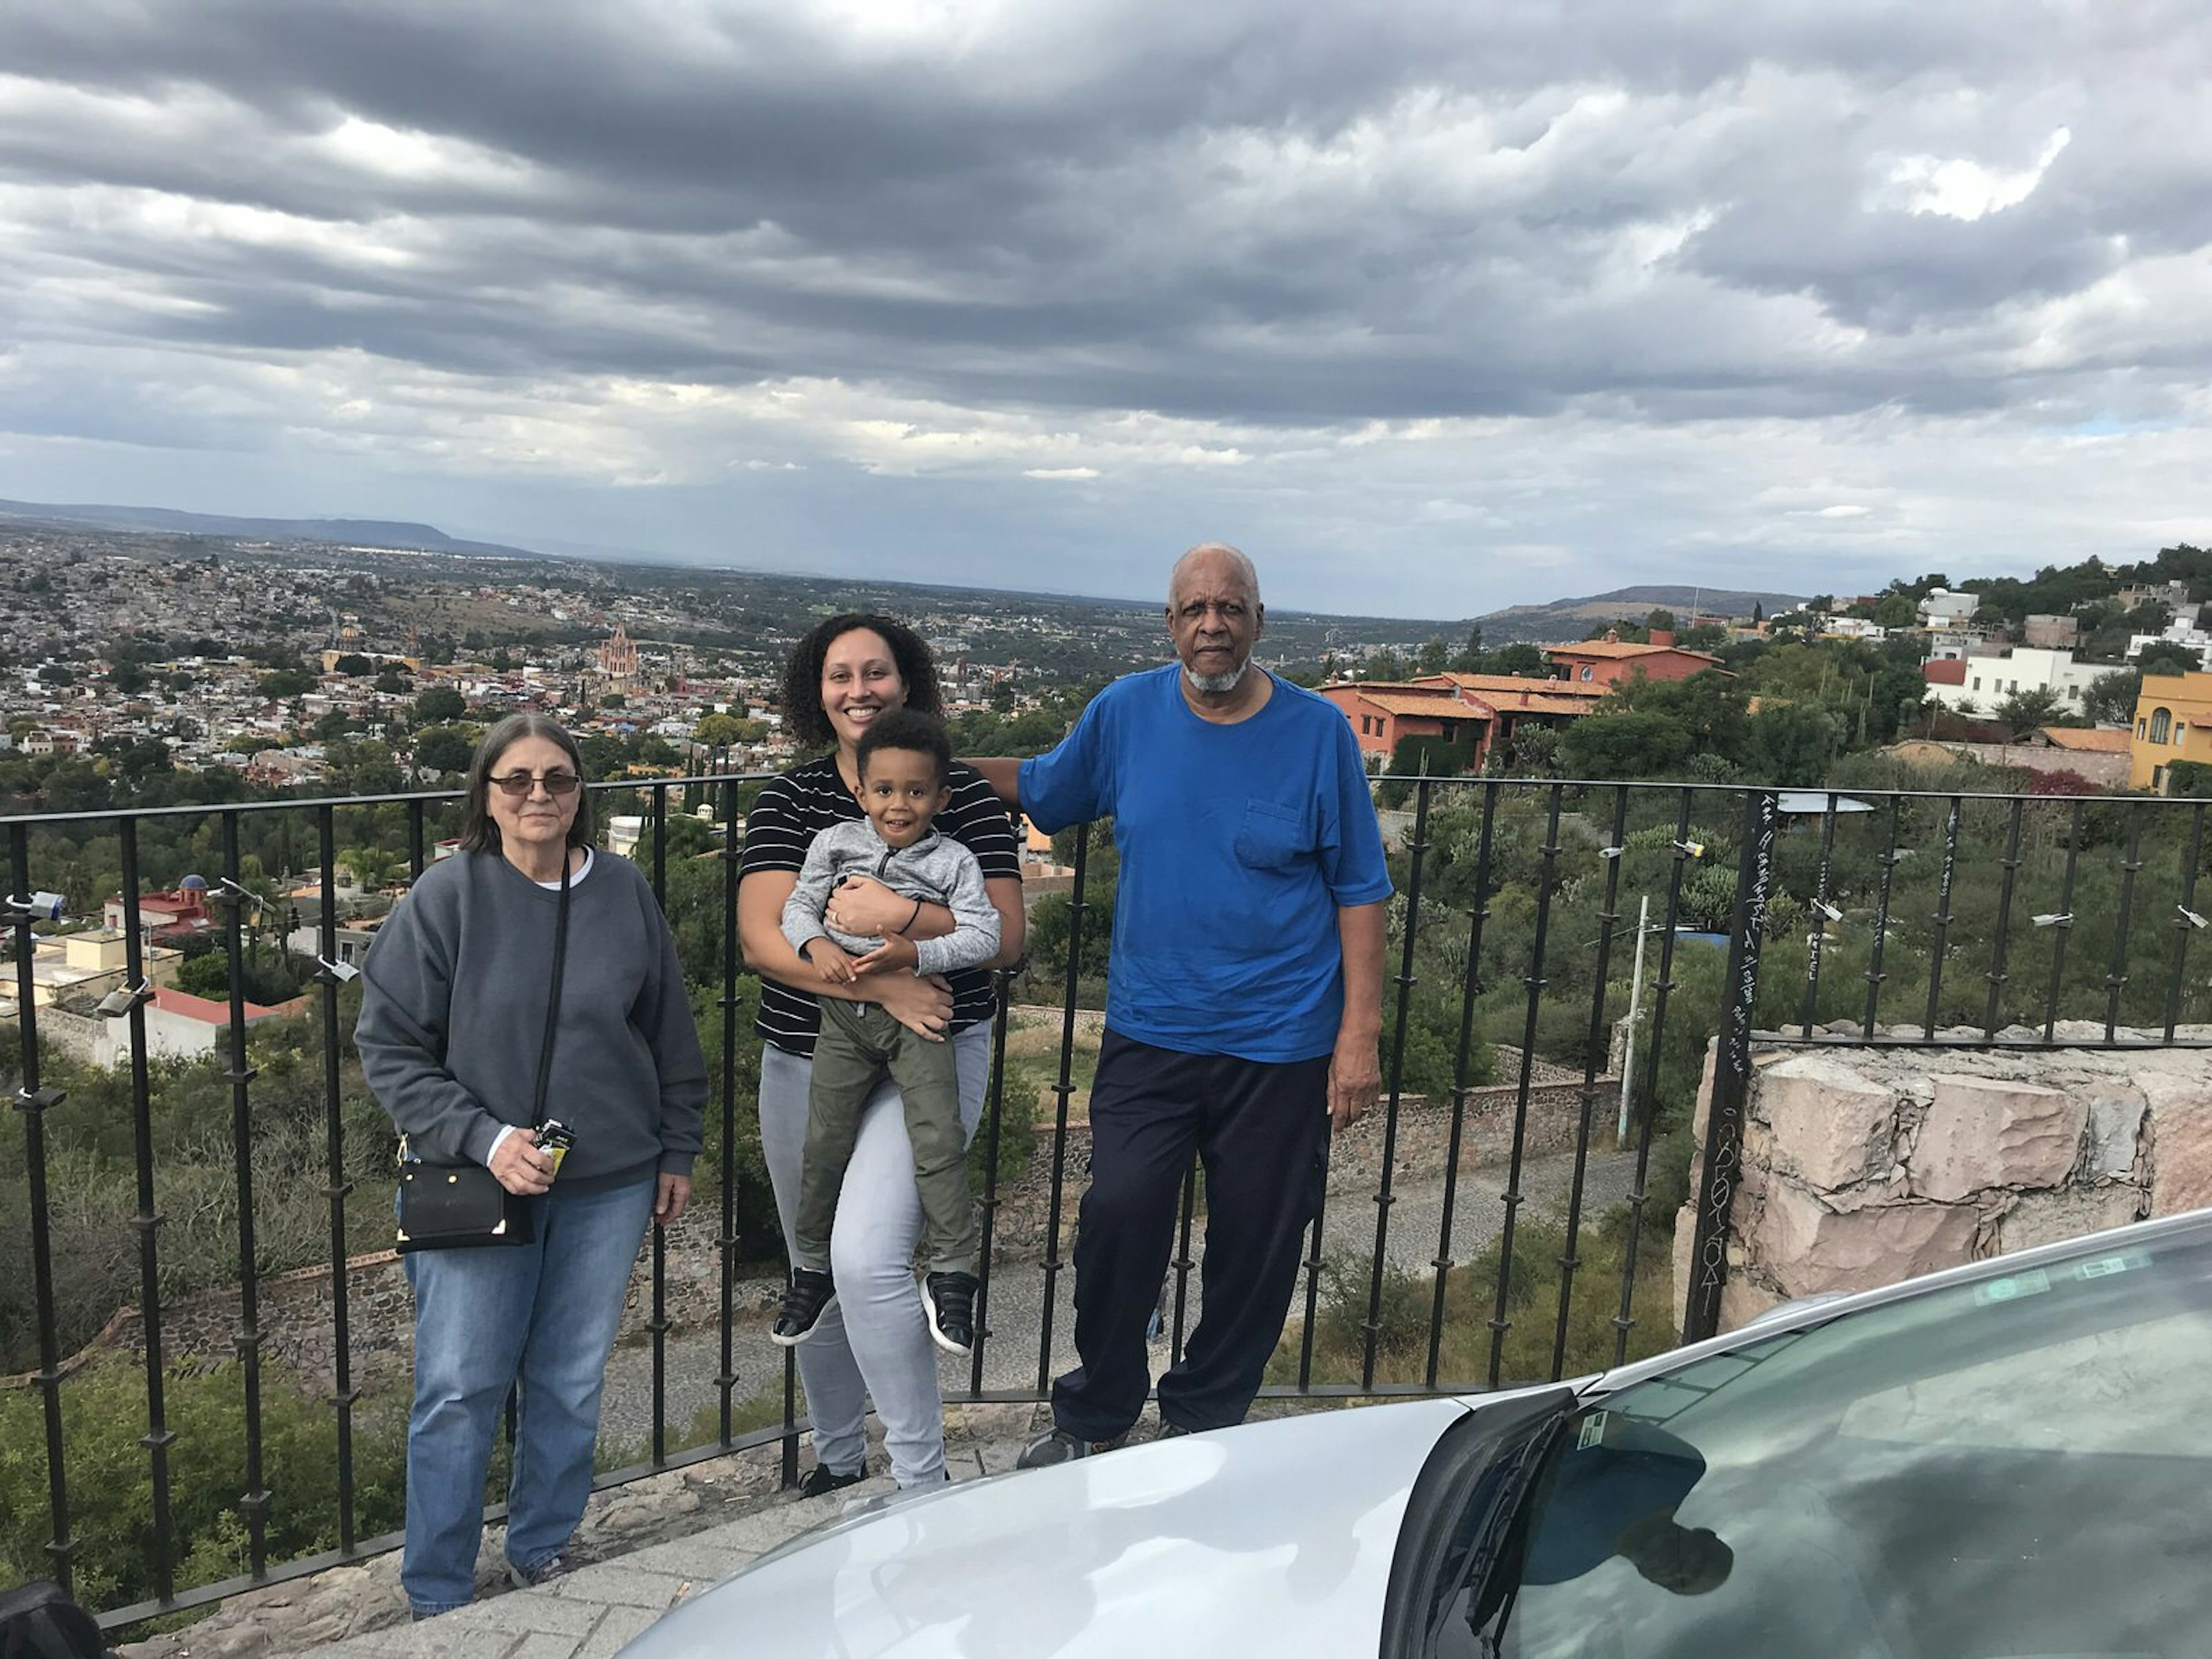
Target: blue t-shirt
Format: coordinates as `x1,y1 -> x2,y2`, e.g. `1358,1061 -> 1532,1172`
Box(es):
1020,664 -> 1393,1062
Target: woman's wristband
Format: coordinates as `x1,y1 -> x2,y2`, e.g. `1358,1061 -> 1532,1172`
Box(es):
901,896 -> 923,934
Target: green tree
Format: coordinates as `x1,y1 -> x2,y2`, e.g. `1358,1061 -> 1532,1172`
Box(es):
1494,642 -> 1548,677
1597,669 -> 1749,763
413,685 -> 468,724
1449,626 -> 1484,673
1558,712 -> 1693,779
1744,702 -> 1838,785
1503,724 -> 1561,775
2165,760 -> 2212,799
344,846 -> 403,891
2083,668 -> 2142,726
332,653 -> 374,676
1995,685 -> 2065,735
1869,593 -> 1915,630
1414,636 -> 1450,675
412,724 -> 476,777
256,666 -> 316,699
1361,647 -> 1407,682
2137,641 -> 2202,677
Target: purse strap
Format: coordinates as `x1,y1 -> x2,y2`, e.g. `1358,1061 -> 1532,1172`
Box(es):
531,853 -> 574,1124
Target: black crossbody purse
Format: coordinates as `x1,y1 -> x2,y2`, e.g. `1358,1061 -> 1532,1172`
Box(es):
395,858 -> 573,1253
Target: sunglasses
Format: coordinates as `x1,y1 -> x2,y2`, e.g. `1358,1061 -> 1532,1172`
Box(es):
490,771 -> 582,797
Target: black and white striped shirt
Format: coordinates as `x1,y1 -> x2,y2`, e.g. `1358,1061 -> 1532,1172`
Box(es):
740,755 -> 1021,1056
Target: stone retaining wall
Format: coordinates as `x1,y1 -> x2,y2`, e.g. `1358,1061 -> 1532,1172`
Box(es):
989,1052 -> 1612,1251
1674,1024 -> 2212,1335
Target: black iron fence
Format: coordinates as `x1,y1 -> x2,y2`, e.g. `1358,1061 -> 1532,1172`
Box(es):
3,775 -> 2209,1625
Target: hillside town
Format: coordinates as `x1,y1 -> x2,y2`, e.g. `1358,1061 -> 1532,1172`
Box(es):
9,524 -> 2212,817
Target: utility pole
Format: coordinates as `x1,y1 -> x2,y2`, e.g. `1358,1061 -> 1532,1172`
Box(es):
1617,895 -> 1652,1147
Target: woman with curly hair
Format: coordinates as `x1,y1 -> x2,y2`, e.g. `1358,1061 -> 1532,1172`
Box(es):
737,614 -> 1024,1494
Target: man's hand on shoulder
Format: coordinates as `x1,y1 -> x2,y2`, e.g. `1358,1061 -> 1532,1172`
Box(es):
1327,1027 -> 1382,1132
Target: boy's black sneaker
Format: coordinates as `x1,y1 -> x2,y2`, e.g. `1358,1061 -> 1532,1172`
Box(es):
1014,1426 -> 1129,1469
921,1270 -> 979,1356
798,1461 -> 866,1498
771,1268 -> 837,1347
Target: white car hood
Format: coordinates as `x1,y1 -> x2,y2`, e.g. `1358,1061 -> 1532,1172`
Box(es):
626,1397 -> 1474,1658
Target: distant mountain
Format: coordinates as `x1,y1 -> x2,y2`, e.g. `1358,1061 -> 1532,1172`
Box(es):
0,499 -> 546,561
1467,584 -> 1804,645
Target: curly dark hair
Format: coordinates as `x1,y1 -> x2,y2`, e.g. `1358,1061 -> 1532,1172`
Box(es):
856,707 -> 953,787
778,613 -> 944,750
456,713 -> 595,854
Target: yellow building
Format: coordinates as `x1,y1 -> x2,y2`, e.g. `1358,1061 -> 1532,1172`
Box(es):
2129,670 -> 2212,791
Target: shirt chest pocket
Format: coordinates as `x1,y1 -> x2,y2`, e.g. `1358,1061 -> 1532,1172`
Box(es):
1234,798 -> 1312,871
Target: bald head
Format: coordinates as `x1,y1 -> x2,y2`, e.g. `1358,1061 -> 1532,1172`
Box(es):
1168,542 -> 1262,611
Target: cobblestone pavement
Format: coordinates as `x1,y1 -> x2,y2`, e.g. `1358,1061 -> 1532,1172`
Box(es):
594,1145 -> 1643,1449
286,1412 -> 1046,1659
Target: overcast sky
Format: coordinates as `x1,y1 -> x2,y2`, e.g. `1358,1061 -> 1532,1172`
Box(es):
4,1 -> 2210,617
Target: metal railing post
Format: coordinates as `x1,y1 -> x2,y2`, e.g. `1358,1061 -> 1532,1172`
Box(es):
1683,789 -> 1779,1345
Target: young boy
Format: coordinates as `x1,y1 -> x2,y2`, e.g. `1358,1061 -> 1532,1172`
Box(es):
774,709 -> 1002,1356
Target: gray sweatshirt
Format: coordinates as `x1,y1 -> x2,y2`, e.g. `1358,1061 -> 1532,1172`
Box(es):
780,820 -> 1001,979
355,849 -> 707,1192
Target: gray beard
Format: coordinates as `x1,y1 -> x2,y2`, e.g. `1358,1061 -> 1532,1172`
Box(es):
1184,657 -> 1252,695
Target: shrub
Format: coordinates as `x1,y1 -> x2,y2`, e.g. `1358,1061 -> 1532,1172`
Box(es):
0,1360 -> 409,1613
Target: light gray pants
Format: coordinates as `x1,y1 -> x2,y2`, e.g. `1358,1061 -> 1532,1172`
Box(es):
758,1023 -> 990,1488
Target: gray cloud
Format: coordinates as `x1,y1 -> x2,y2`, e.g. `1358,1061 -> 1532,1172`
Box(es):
2,0 -> 2210,613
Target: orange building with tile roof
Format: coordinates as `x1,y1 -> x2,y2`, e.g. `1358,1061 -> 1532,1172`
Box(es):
1319,672 -> 1610,772
1544,628 -> 1725,688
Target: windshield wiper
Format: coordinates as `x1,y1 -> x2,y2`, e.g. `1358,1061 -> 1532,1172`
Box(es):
1450,1408 -> 1574,1653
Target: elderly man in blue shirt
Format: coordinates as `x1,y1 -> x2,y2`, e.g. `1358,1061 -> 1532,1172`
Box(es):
976,541 -> 1393,1465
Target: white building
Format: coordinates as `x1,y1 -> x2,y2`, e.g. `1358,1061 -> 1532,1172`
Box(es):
1923,647 -> 2111,715
1924,625 -> 2002,662
1919,588 -> 1982,629
1820,618 -> 1888,641
2125,618 -> 2212,669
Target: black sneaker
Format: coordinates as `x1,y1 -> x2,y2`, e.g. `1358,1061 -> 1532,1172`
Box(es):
1015,1426 -> 1129,1469
798,1461 -> 866,1498
772,1268 -> 837,1346
921,1270 -> 978,1356
507,1551 -> 575,1590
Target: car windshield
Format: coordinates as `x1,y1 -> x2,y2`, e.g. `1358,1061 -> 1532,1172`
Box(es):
1423,1222 -> 2212,1657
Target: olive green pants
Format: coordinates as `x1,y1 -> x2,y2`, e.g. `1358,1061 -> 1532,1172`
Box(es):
793,999 -> 979,1277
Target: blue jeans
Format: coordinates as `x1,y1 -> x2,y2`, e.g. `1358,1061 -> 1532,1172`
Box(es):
401,1179 -> 654,1616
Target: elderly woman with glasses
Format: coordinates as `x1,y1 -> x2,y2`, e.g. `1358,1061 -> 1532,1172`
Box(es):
357,712 -> 707,1620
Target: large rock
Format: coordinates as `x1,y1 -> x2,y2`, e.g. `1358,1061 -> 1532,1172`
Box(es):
1751,1180 -> 1982,1296
1758,1054 -> 1897,1188
1671,1202 -> 1700,1338
1997,1184 -> 2143,1253
1910,1075 -> 2086,1200
2139,1069 -> 2212,1217
2085,1088 -> 2150,1178
1718,1273 -> 1783,1333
